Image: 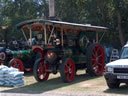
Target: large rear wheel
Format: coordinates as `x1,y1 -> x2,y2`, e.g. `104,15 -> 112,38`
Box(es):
60,58 -> 75,82
33,58 -> 49,81
9,59 -> 24,72
86,43 -> 105,76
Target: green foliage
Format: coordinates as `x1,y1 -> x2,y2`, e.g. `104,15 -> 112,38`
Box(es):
0,0 -> 48,41
0,0 -> 128,48
55,0 -> 128,48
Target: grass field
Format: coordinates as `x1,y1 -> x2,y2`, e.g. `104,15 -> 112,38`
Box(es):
0,70 -> 128,96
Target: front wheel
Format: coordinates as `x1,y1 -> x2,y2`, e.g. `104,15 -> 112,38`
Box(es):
59,58 -> 75,83
33,58 -> 49,82
9,59 -> 24,72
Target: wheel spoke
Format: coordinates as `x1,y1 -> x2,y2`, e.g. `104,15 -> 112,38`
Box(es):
92,58 -> 96,61
92,52 -> 96,57
97,62 -> 102,66
64,66 -> 69,74
66,64 -> 70,69
14,62 -> 17,67
92,62 -> 97,67
14,63 -> 16,68
96,54 -> 102,58
69,63 -> 72,68
39,63 -> 45,74
39,68 -> 43,74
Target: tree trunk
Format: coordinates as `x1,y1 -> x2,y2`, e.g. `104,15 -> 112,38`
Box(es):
117,8 -> 125,46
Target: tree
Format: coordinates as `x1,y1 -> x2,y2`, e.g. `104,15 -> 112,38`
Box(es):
0,0 -> 128,48
0,0 -> 49,40
112,0 -> 126,46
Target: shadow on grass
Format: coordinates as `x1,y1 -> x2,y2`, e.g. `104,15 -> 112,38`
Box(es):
1,72 -> 101,94
104,84 -> 128,95
24,71 -> 34,77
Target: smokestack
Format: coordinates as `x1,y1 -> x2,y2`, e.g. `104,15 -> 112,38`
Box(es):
49,0 -> 55,19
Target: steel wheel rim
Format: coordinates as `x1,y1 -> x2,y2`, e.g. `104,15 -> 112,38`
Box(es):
92,45 -> 105,75
32,46 -> 44,58
0,52 -> 6,61
64,59 -> 75,82
37,60 -> 49,80
10,59 -> 24,71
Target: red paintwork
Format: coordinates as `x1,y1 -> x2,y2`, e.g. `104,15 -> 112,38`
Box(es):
9,59 -> 24,72
64,59 -> 75,82
91,45 -> 105,75
46,46 -> 55,48
32,46 -> 44,58
37,60 -> 49,80
46,50 -> 55,59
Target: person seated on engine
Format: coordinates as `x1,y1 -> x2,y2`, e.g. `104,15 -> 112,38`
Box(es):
28,36 -> 38,46
53,33 -> 61,48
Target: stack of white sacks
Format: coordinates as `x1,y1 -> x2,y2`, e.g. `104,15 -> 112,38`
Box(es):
0,65 -> 24,87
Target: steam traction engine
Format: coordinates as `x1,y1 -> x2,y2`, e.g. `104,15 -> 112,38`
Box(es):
16,19 -> 108,82
0,48 -> 39,71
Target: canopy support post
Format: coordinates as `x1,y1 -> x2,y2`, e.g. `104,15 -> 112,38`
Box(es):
44,26 -> 47,45
48,26 -> 55,44
29,28 -> 32,46
99,31 -> 106,43
96,31 -> 98,43
61,27 -> 64,46
21,29 -> 29,46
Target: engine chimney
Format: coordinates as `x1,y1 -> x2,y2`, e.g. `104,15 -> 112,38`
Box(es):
49,0 -> 55,19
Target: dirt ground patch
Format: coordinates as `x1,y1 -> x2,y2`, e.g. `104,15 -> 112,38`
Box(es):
0,70 -> 128,96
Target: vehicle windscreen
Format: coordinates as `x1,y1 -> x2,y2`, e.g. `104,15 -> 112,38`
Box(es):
120,47 -> 128,59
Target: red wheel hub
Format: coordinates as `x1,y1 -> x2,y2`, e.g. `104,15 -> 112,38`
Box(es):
91,45 -> 105,75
